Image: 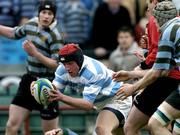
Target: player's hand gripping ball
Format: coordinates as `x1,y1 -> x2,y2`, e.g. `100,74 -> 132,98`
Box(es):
31,78 -> 54,106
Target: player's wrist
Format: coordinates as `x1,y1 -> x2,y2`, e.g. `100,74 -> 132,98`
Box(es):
58,92 -> 64,101
132,84 -> 138,93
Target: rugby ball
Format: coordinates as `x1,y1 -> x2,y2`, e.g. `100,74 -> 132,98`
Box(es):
32,78 -> 54,106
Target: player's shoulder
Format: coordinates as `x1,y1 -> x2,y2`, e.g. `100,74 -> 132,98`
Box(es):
81,56 -> 106,78
161,18 -> 180,39
26,17 -> 39,26
55,64 -> 67,75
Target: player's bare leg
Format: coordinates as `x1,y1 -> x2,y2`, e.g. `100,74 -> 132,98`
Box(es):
5,104 -> 30,135
95,110 -> 123,135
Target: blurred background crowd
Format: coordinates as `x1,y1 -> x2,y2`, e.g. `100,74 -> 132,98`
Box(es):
0,0 -> 153,74
0,0 -> 179,134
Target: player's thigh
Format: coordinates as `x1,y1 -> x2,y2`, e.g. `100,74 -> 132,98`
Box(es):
40,101 -> 59,132
7,104 -> 30,126
148,101 -> 180,130
159,102 -> 180,119
41,117 -> 59,132
165,90 -> 180,118
125,105 -> 150,130
96,109 -> 120,131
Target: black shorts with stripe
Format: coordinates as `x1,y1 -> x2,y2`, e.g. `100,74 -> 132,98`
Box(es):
134,77 -> 179,117
166,88 -> 180,110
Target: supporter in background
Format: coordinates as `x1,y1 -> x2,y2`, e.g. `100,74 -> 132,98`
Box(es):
81,0 -> 96,11
134,5 -> 149,44
0,1 -> 64,134
18,0 -> 39,25
109,26 -> 141,72
121,0 -> 147,26
91,0 -> 132,59
59,0 -> 90,49
0,0 -> 20,27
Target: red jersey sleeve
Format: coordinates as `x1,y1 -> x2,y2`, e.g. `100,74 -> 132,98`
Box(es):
145,16 -> 159,68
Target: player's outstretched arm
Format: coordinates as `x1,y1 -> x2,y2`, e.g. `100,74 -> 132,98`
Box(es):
49,89 -> 94,111
0,25 -> 14,39
112,69 -> 148,82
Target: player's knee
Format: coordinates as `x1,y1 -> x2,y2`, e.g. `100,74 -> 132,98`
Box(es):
124,121 -> 132,133
148,118 -> 153,129
95,125 -> 104,134
148,117 -> 160,131
6,119 -> 19,132
95,125 -> 110,135
124,121 -> 139,134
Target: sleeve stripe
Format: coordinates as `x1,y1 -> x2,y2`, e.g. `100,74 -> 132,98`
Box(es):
155,58 -> 176,65
158,46 -> 173,52
170,24 -> 179,43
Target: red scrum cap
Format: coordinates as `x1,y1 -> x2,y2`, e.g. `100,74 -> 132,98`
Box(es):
59,43 -> 84,68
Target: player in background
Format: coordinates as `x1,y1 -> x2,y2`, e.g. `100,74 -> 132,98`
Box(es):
0,0 -> 63,134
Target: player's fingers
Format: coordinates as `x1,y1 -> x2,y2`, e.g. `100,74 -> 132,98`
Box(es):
113,74 -> 121,81
52,83 -> 57,90
23,40 -> 28,44
49,97 -> 58,102
24,40 -> 31,46
55,128 -> 62,135
30,81 -> 35,87
30,81 -> 36,96
48,97 -> 54,102
116,93 -> 125,100
49,91 -> 57,97
121,95 -> 128,101
57,128 -> 63,135
112,74 -> 115,79
28,40 -> 32,44
22,42 -> 27,49
28,41 -> 35,47
116,85 -> 127,94
46,129 -> 57,135
112,72 -> 118,78
116,88 -> 124,96
51,89 -> 58,93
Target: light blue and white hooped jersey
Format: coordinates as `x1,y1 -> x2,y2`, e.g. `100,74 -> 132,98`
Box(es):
53,55 -> 123,109
153,17 -> 180,71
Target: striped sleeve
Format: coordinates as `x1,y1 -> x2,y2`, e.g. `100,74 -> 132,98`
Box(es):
13,25 -> 26,39
153,40 -> 174,70
153,24 -> 179,70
